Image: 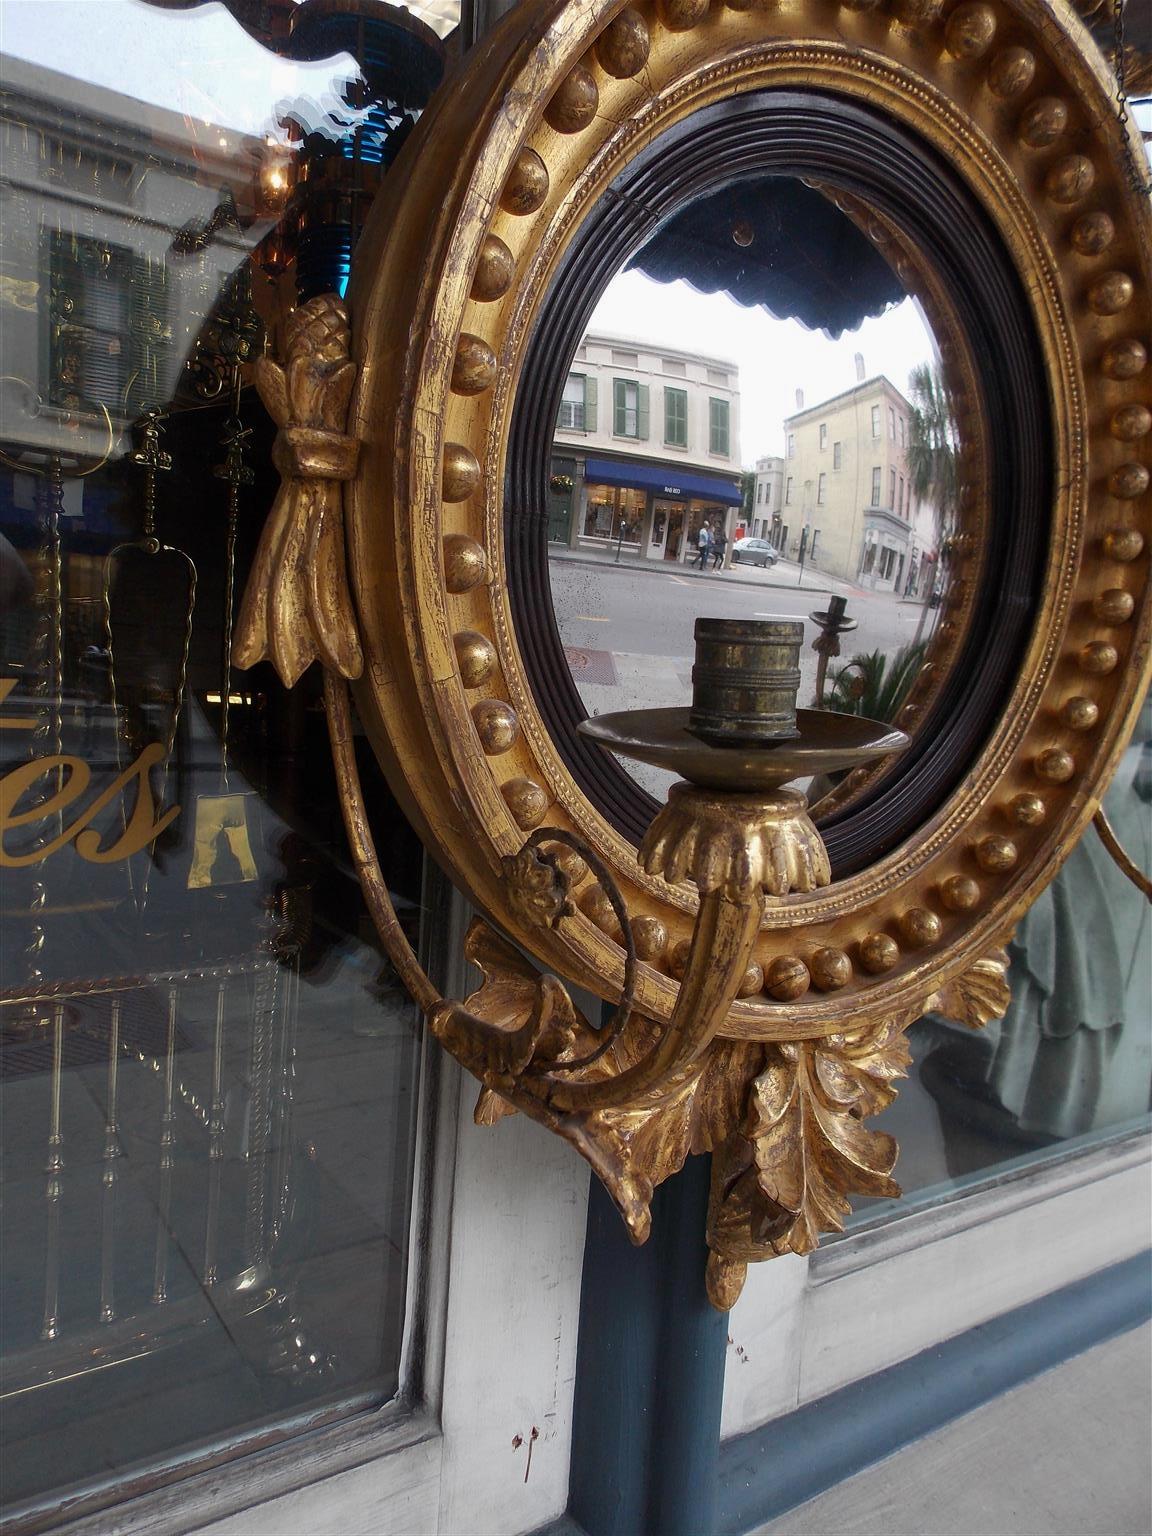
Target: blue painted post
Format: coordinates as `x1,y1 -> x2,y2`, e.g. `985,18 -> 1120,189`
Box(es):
568,1154 -> 729,1536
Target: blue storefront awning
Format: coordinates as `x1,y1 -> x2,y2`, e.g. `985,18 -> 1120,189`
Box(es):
583,457 -> 743,506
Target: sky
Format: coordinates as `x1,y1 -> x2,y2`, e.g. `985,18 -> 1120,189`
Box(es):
0,0 -> 368,141
589,270 -> 938,467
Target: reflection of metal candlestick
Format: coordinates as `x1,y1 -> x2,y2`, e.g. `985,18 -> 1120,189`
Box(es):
809,595 -> 857,708
576,618 -> 909,1110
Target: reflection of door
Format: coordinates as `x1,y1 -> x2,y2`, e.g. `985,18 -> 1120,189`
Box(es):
664,506 -> 684,560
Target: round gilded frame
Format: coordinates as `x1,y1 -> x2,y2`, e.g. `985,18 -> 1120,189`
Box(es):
346,0 -> 1152,1042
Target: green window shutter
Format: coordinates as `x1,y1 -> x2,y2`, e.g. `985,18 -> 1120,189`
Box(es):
584,375 -> 597,432
665,387 -> 687,446
637,383 -> 650,440
710,399 -> 730,455
614,378 -> 627,435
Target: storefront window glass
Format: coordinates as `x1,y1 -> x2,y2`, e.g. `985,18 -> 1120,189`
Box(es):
851,702 -> 1151,1224
0,2 -> 444,1521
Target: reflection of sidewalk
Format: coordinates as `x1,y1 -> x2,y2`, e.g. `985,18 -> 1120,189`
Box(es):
547,543 -> 860,595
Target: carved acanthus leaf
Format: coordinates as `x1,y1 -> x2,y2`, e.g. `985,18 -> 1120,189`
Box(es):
710,1018 -> 911,1263
926,947 -> 1012,1030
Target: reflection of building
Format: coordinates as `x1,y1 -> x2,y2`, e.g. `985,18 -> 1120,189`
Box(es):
550,333 -> 743,561
750,454 -> 784,542
780,373 -> 937,592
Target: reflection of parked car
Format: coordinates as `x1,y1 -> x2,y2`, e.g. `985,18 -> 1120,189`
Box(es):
732,537 -> 778,567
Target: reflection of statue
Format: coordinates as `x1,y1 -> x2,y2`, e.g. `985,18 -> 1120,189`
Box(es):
187,793 -> 259,889
930,693 -> 1151,1142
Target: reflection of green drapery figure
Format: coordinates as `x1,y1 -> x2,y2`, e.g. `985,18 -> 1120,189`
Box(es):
982,694 -> 1152,1140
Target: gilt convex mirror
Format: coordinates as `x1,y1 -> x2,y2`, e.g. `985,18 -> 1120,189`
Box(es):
238,0 -> 1150,1298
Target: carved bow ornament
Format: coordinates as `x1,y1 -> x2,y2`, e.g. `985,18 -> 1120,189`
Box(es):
233,296 -> 362,687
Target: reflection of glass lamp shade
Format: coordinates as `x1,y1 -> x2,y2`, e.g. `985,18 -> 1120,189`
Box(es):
288,0 -> 445,300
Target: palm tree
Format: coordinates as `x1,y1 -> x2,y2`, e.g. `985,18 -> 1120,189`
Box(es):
906,362 -> 958,640
827,641 -> 928,724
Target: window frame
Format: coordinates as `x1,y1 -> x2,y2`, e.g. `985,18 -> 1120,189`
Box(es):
870,466 -> 881,506
614,377 -> 639,438
24,881 -> 592,1536
558,371 -> 586,431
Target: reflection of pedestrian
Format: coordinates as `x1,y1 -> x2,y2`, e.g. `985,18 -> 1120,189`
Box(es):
693,522 -> 710,569
711,529 -> 727,570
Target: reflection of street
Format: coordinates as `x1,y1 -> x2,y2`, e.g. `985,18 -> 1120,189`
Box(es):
551,550 -> 934,707
550,549 -> 938,799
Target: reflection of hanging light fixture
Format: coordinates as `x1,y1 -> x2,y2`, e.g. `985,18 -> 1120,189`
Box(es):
289,0 -> 445,301
731,218 -> 754,248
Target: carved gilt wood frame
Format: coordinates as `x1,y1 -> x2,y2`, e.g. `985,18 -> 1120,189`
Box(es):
238,0 -> 1151,1302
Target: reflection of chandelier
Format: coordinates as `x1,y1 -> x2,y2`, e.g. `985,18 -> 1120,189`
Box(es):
289,0 -> 445,300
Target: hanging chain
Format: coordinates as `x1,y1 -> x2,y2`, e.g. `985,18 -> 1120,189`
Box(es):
212,375 -> 254,789
1112,0 -> 1152,198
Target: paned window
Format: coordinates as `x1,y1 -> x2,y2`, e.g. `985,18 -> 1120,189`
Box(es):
819,423 -> 827,449
833,441 -> 842,470
871,405 -> 881,437
787,432 -> 796,458
664,386 -> 687,447
559,372 -> 586,431
785,476 -> 794,505
613,378 -> 648,438
817,472 -> 827,505
889,466 -> 897,506
871,465 -> 882,505
889,405 -> 897,439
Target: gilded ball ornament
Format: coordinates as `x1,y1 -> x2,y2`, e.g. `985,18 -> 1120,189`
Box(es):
442,533 -> 489,593
1069,209 -> 1113,251
1087,272 -> 1135,315
545,66 -> 599,134
940,874 -> 981,912
1034,748 -> 1075,784
1103,527 -> 1145,561
1080,641 -> 1119,675
471,234 -> 515,302
858,933 -> 900,974
1008,792 -> 1047,826
442,443 -> 481,503
501,778 -> 549,830
975,835 -> 1018,873
1018,97 -> 1068,148
1109,464 -> 1149,500
1061,696 -> 1099,731
454,630 -> 497,688
737,962 -> 765,999
1100,340 -> 1147,380
630,915 -> 668,962
545,842 -> 588,890
656,0 -> 710,28
595,9 -> 650,78
578,884 -> 623,941
1110,404 -> 1152,442
499,148 -> 549,215
765,956 -> 810,1001
451,333 -> 497,395
810,948 -> 852,991
1045,158 -> 1096,205
471,698 -> 519,756
1093,588 -> 1135,624
899,908 -> 941,947
669,937 -> 692,980
987,46 -> 1035,98
945,2 -> 997,58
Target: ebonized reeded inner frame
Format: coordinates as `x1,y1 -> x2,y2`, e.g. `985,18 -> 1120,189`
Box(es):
505,89 -> 1051,878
